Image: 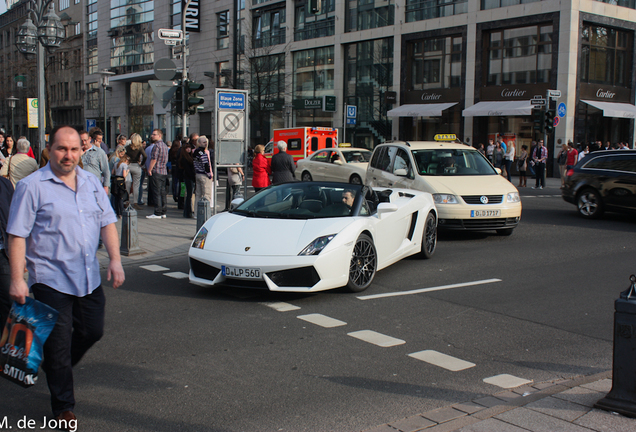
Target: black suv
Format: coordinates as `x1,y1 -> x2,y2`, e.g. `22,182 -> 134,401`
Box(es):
562,150 -> 636,219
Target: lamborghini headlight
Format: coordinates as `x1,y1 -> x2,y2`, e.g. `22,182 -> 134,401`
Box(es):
433,194 -> 459,204
192,227 -> 208,249
298,234 -> 336,256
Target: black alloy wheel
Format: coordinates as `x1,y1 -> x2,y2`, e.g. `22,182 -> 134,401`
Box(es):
346,234 -> 377,292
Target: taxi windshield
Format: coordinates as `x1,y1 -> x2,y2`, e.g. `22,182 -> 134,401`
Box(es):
411,148 -> 497,176
343,150 -> 372,163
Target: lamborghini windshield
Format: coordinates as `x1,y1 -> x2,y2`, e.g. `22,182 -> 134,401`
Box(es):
232,183 -> 365,219
411,148 -> 497,176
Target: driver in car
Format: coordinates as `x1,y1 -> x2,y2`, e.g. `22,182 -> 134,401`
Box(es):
342,190 -> 355,208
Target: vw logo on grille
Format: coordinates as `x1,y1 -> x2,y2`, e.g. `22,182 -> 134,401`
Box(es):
245,247 -> 251,252
480,196 -> 489,204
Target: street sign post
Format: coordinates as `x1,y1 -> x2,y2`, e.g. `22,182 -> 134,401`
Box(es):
557,102 -> 567,118
548,89 -> 561,99
148,80 -> 179,109
530,98 -> 546,106
158,29 -> 183,41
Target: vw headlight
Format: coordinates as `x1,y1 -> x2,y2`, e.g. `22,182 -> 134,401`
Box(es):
192,227 -> 208,249
433,194 -> 459,204
299,234 -> 335,256
507,192 -> 520,203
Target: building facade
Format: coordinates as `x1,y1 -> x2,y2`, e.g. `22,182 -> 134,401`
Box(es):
4,0 -> 636,175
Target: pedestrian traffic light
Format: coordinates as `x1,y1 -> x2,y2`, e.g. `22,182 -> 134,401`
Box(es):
532,108 -> 543,132
544,109 -> 555,134
173,81 -> 183,115
185,80 -> 204,115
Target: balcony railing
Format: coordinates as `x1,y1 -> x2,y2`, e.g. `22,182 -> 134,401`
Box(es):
294,18 -> 335,42
405,0 -> 468,23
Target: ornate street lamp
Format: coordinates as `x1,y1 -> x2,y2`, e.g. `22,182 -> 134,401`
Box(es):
15,0 -> 65,161
6,96 -> 18,137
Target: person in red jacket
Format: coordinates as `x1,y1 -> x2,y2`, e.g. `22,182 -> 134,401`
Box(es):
251,144 -> 271,192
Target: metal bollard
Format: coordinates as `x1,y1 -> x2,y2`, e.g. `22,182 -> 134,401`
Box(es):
196,197 -> 211,233
120,205 -> 145,256
595,275 -> 636,417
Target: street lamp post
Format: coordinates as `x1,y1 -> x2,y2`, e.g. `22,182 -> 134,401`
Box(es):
14,0 -> 64,160
99,70 -> 115,150
6,96 -> 18,137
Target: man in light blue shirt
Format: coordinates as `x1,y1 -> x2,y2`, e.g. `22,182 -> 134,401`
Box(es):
7,125 -> 125,425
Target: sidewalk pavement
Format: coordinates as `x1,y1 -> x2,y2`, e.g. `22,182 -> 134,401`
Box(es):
363,371 -> 636,432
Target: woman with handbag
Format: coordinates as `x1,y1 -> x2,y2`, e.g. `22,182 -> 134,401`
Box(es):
179,142 -> 196,218
113,153 -> 130,218
517,145 -> 528,187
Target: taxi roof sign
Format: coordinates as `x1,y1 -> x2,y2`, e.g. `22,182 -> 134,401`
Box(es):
434,134 -> 457,141
339,142 -> 352,147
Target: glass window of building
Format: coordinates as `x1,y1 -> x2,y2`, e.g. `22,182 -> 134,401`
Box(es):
129,82 -> 154,139
344,38 -> 394,147
110,32 -> 154,73
253,7 -> 286,48
485,24 -> 552,86
406,36 -> 462,90
86,83 -> 99,109
218,11 -> 230,49
346,0 -> 394,32
405,0 -> 467,23
249,54 -> 285,99
481,0 -> 541,10
110,0 -> 154,29
171,0 -> 181,28
86,0 -> 98,74
294,46 -> 335,98
580,24 -> 633,87
294,0 -> 335,41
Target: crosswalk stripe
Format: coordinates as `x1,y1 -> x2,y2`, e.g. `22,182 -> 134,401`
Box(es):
140,265 -> 170,272
408,350 -> 476,371
483,374 -> 532,388
347,330 -> 405,347
297,313 -> 346,328
262,302 -> 301,312
164,271 -> 189,279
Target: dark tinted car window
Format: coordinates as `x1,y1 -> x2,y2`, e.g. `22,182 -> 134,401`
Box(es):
370,146 -> 387,170
584,154 -> 636,173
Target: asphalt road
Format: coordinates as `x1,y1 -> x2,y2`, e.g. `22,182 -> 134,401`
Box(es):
2,189 -> 635,432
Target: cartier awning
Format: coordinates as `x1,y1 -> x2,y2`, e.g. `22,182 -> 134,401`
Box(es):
387,103 -> 457,117
582,100 -> 636,119
462,100 -> 533,117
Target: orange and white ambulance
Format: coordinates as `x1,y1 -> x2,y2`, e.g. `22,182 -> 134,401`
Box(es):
264,127 -> 339,164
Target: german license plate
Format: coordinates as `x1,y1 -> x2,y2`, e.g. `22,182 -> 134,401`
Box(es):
222,266 -> 261,279
470,209 -> 501,217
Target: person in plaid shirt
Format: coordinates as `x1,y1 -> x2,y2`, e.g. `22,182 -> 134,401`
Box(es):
146,129 -> 169,219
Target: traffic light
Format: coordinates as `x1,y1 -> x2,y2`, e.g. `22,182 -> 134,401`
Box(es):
544,109 -> 555,134
532,108 -> 543,132
173,83 -> 183,115
185,80 -> 204,115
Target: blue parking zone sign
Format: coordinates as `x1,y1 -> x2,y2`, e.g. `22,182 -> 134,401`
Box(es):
347,105 -> 357,118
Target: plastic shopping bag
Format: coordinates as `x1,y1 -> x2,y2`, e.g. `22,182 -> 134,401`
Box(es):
0,298 -> 58,387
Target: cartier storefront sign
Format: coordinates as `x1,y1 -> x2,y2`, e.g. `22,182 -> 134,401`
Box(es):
403,88 -> 461,105
579,83 -> 631,103
480,84 -> 549,101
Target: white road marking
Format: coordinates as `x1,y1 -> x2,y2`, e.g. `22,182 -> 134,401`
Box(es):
408,350 -> 476,371
347,330 -> 405,347
297,314 -> 346,328
140,265 -> 170,272
357,278 -> 502,300
164,272 -> 189,279
262,302 -> 301,312
483,374 -> 532,388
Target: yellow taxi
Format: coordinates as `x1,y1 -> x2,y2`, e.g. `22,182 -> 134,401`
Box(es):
366,135 -> 521,235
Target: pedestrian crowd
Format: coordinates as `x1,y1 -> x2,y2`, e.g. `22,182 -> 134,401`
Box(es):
475,136 -> 633,189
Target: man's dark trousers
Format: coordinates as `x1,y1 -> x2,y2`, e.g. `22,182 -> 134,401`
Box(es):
535,162 -> 545,188
31,284 -> 105,416
151,173 -> 167,216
